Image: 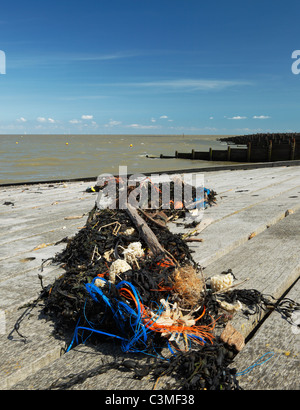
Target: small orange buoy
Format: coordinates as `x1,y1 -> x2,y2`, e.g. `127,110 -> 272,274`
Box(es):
129,144 -> 133,147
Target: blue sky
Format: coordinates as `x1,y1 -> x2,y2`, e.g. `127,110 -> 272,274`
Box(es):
0,0 -> 300,135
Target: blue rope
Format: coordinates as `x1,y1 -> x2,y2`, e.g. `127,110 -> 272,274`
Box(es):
66,278 -> 209,357
193,187 -> 210,208
236,351 -> 275,377
66,317 -> 81,352
167,341 -> 176,356
66,278 -> 153,354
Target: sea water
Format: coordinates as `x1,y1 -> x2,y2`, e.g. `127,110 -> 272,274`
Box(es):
0,134 -> 235,184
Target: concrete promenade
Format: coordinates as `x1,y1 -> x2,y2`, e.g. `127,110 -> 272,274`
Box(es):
0,163 -> 299,390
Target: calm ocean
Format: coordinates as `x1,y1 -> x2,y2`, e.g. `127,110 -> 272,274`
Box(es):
0,134 -> 234,184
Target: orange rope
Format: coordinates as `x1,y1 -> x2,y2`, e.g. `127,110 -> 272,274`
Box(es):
194,307 -> 206,322
118,285 -> 216,346
156,257 -> 175,268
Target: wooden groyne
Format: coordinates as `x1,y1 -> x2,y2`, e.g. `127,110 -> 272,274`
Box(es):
219,132 -> 300,146
161,133 -> 300,163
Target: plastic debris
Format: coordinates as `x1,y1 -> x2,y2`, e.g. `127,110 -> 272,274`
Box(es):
123,241 -> 144,264
210,273 -> 234,293
39,176 -> 299,390
109,259 -> 132,283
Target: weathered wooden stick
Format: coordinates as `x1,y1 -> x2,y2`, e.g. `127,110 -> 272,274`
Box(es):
184,237 -> 204,242
138,208 -> 167,229
64,214 -> 85,220
126,203 -> 165,257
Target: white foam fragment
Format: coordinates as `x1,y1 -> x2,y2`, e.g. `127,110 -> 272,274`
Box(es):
218,300 -> 243,313
210,273 -> 234,292
109,259 -> 132,283
123,241 -> 144,264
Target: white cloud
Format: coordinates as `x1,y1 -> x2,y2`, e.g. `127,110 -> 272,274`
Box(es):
81,115 -> 93,120
37,117 -> 47,122
228,116 -> 247,120
100,79 -> 251,91
69,119 -> 81,124
126,123 -> 159,129
253,115 -> 271,119
209,116 -> 214,120
37,117 -> 56,123
160,115 -> 168,119
105,119 -> 122,127
9,51 -> 144,70
66,51 -> 143,62
16,117 -> 27,122
150,118 -> 156,123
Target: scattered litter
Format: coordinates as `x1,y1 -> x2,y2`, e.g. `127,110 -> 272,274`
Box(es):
109,259 -> 131,283
37,176 -> 299,390
20,257 -> 36,263
172,265 -> 204,308
210,273 -> 234,293
33,243 -> 53,251
220,322 -> 245,352
123,241 -> 144,264
235,351 -> 275,377
123,227 -> 135,236
64,214 -> 85,220
217,300 -> 243,314
285,209 -> 294,217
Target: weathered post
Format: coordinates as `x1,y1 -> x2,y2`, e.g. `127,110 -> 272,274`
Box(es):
268,140 -> 272,162
227,146 -> 231,161
290,138 -> 296,160
247,142 -> 251,162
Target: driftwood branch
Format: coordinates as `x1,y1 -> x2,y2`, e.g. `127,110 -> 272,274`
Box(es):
126,203 -> 165,257
184,237 -> 204,243
137,208 -> 167,229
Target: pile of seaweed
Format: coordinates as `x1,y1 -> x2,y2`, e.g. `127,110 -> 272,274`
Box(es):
44,207 -> 196,334
41,177 -> 243,390
44,177 -> 216,330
